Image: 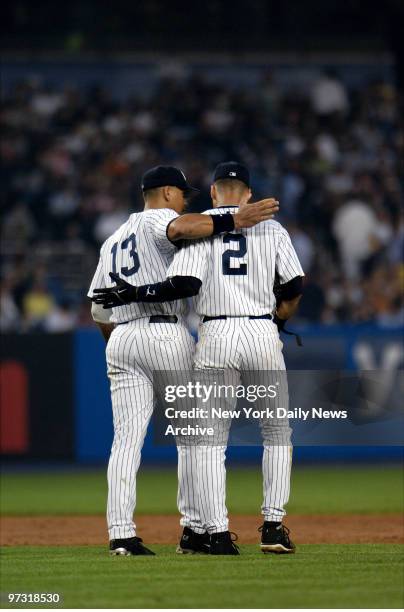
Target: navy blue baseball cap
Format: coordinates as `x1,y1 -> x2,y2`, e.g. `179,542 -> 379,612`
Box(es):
213,161 -> 250,188
141,166 -> 200,196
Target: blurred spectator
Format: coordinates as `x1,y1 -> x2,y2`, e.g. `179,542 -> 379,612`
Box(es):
332,198 -> 381,279
48,183 -> 79,218
287,223 -> 315,273
0,279 -> 20,332
31,86 -> 64,117
324,164 -> 353,195
93,205 -> 130,244
365,263 -> 404,327
44,300 -> 77,333
298,279 -> 326,322
310,69 -> 349,116
258,71 -> 281,117
22,274 -> 55,331
2,203 -> 36,250
387,219 -> 404,264
280,166 -> 305,220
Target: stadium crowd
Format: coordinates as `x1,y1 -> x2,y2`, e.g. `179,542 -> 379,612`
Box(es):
1,69 -> 403,332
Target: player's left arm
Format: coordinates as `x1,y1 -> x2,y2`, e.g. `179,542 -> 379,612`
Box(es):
274,230 -> 305,343
276,291 -> 302,322
274,280 -> 304,346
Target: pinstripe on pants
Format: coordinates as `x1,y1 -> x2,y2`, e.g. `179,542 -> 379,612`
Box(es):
105,317 -> 201,539
194,317 -> 292,534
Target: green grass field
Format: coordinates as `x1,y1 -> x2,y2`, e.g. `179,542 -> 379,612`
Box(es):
1,465 -> 403,515
1,545 -> 403,608
1,465 -> 403,608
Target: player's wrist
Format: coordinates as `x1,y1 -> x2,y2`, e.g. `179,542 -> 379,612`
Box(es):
233,214 -> 242,230
211,213 -> 235,235
115,284 -> 138,304
125,285 -> 139,302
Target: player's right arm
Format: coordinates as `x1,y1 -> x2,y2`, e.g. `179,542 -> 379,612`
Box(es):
166,198 -> 279,241
87,245 -> 115,341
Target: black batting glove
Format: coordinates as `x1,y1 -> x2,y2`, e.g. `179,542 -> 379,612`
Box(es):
91,272 -> 139,308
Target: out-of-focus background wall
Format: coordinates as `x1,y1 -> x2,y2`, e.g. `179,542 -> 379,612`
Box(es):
1,0 -> 403,464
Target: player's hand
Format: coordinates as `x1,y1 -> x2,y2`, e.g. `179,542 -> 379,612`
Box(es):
234,198 -> 279,229
91,273 -> 139,308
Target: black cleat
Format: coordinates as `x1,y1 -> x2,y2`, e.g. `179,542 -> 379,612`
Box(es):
259,522 -> 296,554
109,536 -> 155,556
209,531 -> 240,555
176,527 -> 210,554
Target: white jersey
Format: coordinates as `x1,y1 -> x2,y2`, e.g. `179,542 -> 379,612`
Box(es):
88,208 -> 187,323
167,206 -> 304,317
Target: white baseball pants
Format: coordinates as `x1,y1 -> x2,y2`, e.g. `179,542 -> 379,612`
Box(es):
194,317 -> 293,534
105,317 -> 201,539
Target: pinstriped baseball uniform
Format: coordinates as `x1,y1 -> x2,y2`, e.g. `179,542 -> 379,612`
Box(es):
167,206 -> 304,533
88,208 -> 202,539
88,209 -> 188,322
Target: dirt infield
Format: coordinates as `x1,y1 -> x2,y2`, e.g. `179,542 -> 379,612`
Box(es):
1,514 -> 403,546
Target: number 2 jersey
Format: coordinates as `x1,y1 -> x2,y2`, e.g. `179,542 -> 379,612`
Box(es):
167,206 -> 304,317
87,208 -> 187,323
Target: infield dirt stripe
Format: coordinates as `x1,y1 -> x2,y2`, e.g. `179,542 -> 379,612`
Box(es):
1,514 -> 403,546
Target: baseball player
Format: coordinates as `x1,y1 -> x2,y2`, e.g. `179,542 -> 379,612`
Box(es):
88,165 -> 279,555
94,162 -> 304,555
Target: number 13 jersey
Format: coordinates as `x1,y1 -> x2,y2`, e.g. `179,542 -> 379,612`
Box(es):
167,206 -> 304,317
88,208 -> 187,323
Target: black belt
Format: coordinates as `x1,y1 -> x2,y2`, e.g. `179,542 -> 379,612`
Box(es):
203,314 -> 272,323
149,315 -> 178,324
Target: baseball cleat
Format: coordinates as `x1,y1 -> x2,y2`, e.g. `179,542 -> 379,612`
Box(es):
176,527 -> 210,554
259,522 -> 296,554
209,531 -> 240,555
109,536 -> 155,556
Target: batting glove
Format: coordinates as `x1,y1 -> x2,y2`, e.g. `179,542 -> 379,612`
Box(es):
91,272 -> 138,308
